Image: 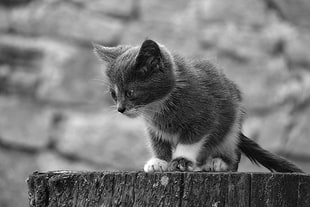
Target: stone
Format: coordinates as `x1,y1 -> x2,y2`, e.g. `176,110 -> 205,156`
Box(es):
76,0 -> 138,19
199,17 -> 294,61
271,0 -> 310,28
0,8 -> 10,31
0,0 -> 32,7
196,0 -> 269,26
0,148 -> 38,207
139,0 -> 190,22
9,2 -> 124,45
197,16 -> 298,113
37,46 -> 109,107
123,0 -> 200,56
55,111 -> 150,170
286,32 -> 310,70
122,21 -> 200,57
218,56 -> 292,111
0,35 -> 108,106
36,151 -> 102,172
242,107 -> 292,152
275,70 -> 310,109
0,96 -> 52,149
0,36 -> 44,95
285,107 -> 310,157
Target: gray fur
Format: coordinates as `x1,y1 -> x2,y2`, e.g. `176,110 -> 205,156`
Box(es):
94,39 -> 303,173
148,130 -> 172,162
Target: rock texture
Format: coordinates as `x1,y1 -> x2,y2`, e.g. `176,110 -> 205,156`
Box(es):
1,0 -> 310,206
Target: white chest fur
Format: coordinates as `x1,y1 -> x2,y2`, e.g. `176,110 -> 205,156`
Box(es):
172,138 -> 206,163
146,123 -> 179,147
146,122 -> 206,163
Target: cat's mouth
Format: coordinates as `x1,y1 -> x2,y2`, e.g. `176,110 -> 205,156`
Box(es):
116,105 -> 147,118
123,112 -> 139,118
122,108 -> 140,118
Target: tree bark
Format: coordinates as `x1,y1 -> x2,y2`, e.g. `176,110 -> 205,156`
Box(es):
27,171 -> 309,207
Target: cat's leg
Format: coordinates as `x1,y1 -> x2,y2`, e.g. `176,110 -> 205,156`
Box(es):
168,157 -> 196,171
168,136 -> 206,172
171,138 -> 240,172
202,157 -> 230,172
144,158 -> 169,172
231,149 -> 241,171
201,151 -> 241,172
144,130 -> 172,172
198,110 -> 242,172
199,147 -> 242,172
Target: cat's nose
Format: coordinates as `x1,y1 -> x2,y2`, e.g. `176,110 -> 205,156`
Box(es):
117,106 -> 126,113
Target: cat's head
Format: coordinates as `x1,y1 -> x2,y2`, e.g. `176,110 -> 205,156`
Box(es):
93,39 -> 176,118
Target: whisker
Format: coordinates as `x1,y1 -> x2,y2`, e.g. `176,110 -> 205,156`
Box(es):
134,105 -> 153,111
91,79 -> 110,86
139,112 -> 154,123
91,78 -> 109,83
109,105 -> 117,109
92,82 -> 109,87
103,89 -> 111,94
140,107 -> 161,114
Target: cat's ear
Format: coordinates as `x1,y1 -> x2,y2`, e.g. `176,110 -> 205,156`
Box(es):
136,39 -> 162,73
93,43 -> 130,62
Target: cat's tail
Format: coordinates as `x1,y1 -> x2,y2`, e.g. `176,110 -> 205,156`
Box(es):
238,133 -> 304,173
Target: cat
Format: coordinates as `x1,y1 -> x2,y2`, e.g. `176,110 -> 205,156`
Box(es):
93,39 -> 304,173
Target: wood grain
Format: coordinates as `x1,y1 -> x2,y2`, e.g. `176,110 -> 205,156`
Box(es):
27,171 -> 309,207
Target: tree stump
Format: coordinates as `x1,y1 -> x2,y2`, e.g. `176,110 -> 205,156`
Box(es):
27,171 -> 310,207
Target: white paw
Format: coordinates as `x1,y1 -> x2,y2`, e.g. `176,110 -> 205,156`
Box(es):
144,158 -> 168,172
203,158 -> 229,172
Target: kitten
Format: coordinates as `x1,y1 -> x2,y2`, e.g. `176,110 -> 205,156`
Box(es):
93,39 -> 303,173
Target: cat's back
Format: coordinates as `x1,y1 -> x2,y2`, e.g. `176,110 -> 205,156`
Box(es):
191,58 -> 227,84
173,54 -> 224,81
173,54 -> 242,103
198,58 -> 241,103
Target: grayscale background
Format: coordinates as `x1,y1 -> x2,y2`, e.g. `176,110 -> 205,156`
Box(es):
0,0 -> 309,206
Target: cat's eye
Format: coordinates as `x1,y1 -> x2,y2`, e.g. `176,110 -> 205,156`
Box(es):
110,90 -> 117,101
125,89 -> 134,98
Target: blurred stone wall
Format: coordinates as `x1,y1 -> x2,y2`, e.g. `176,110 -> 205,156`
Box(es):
0,0 -> 310,206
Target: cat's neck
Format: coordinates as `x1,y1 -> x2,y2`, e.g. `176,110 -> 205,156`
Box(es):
141,93 -> 171,120
141,62 -> 187,122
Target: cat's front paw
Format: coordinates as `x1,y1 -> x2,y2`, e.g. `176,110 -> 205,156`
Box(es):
203,157 -> 229,172
144,158 -> 168,172
168,157 -> 194,172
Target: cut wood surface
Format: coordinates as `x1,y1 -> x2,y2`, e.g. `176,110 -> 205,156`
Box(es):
27,171 -> 310,207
